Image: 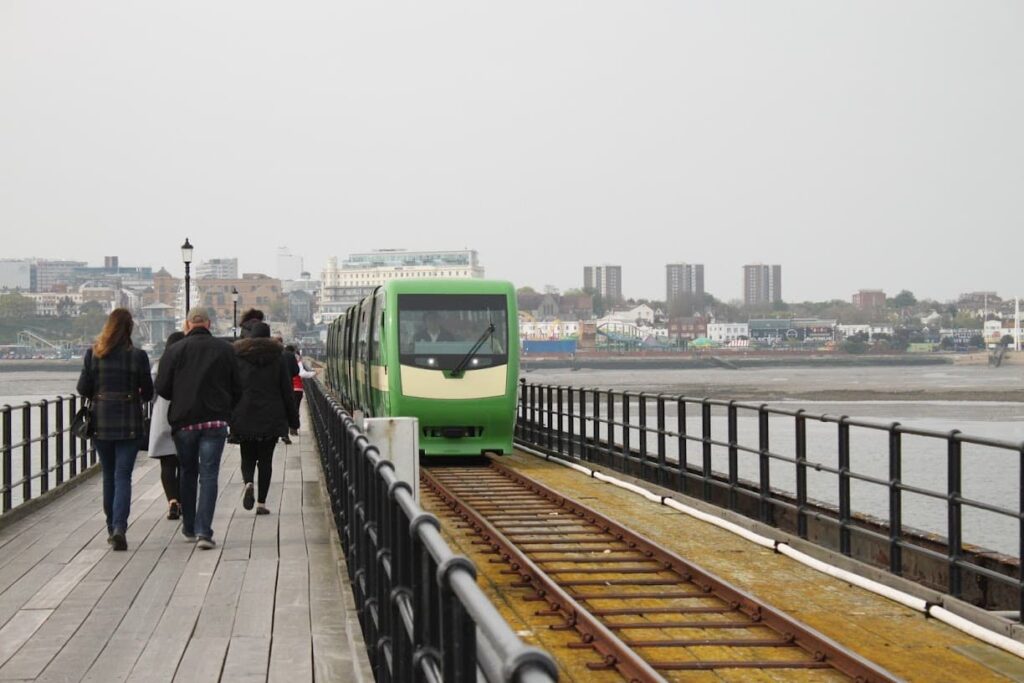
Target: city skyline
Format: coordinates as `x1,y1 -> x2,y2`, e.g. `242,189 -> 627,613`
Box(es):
3,2 -> 1022,304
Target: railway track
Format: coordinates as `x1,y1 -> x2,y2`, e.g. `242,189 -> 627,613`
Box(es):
422,461 -> 898,683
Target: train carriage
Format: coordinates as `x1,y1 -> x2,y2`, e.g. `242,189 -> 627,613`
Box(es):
326,279 -> 519,456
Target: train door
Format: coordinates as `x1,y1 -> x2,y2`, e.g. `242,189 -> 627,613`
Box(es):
368,288 -> 385,415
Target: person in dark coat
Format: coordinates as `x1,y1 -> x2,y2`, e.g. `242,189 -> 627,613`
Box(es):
155,308 -> 241,549
231,322 -> 299,514
238,307 -> 265,340
76,308 -> 154,551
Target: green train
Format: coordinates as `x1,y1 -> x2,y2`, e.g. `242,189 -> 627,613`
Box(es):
325,279 -> 520,456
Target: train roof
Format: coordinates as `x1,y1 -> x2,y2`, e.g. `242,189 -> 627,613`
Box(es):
382,279 -> 516,295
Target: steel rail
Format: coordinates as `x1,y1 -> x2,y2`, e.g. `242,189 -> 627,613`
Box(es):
425,460 -> 900,683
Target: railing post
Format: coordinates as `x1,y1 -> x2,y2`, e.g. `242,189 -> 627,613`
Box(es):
621,392 -> 631,473
758,405 -> 772,524
556,386 -> 564,455
656,395 -> 667,488
517,379 -> 526,440
838,417 -> 851,556
677,398 -> 688,495
591,389 -> 600,464
606,390 -> 615,469
529,384 -> 538,445
21,402 -> 32,504
545,385 -> 554,451
39,399 -> 49,495
55,397 -> 65,487
2,405 -> 11,513
888,423 -> 903,575
795,411 -> 807,539
701,400 -> 712,502
948,430 -> 963,598
727,402 -> 739,511
638,393 -> 648,483
566,386 -> 576,460
1019,445 -> 1024,622
68,395 -> 78,478
439,560 -> 477,682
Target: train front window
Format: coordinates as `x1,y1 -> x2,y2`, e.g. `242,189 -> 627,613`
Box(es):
398,294 -> 508,370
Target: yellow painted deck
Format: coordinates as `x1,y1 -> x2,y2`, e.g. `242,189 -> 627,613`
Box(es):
425,451 -> 1024,682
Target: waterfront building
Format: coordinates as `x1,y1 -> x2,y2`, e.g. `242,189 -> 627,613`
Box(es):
198,273 -> 283,330
707,322 -> 749,343
32,259 -> 87,292
319,249 -> 484,323
519,319 -> 581,340
852,289 -> 886,310
667,316 -> 708,341
0,259 -> 32,291
605,304 -> 655,325
742,264 -> 782,306
23,292 -> 82,317
837,324 -> 894,340
666,263 -> 704,302
583,265 -> 622,303
747,318 -> 835,343
196,258 -> 239,280
152,268 -> 180,307
277,247 -> 304,281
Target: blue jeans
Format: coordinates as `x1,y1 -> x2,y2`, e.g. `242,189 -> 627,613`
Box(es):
95,439 -> 138,536
173,426 -> 227,539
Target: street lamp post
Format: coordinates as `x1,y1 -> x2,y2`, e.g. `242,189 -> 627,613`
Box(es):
181,238 -> 194,316
232,287 -> 239,339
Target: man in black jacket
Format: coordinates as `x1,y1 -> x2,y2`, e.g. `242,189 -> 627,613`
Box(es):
155,308 -> 241,549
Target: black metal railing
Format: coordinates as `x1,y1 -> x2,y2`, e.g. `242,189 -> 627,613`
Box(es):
515,380 -> 1024,617
1,396 -> 97,515
306,379 -> 558,683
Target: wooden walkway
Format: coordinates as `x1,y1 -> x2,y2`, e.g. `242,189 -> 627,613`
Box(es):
0,419 -> 373,682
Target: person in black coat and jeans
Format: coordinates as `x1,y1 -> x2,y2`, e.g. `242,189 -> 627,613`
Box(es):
230,321 -> 299,514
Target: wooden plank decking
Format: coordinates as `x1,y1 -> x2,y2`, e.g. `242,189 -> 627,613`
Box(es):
0,419 -> 372,683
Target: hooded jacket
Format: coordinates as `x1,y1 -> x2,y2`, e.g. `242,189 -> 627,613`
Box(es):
230,337 -> 299,440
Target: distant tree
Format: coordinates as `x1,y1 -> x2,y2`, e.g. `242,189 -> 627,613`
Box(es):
56,296 -> 76,318
1001,334 -> 1014,346
939,336 -> 955,350
890,290 -> 917,308
842,338 -> 867,354
592,293 -> 605,317
968,334 -> 985,349
0,292 -> 36,318
517,286 -> 538,296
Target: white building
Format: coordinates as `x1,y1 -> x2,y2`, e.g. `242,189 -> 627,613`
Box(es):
836,324 -> 894,340
707,322 -> 749,342
0,259 -> 32,290
24,292 -> 82,317
519,320 -> 580,340
319,249 -> 484,323
196,258 -> 238,280
277,247 -> 304,282
605,304 -> 655,325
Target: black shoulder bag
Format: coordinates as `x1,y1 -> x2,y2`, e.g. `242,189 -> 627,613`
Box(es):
72,353 -> 96,439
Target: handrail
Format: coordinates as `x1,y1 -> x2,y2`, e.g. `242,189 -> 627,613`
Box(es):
1,395 -> 97,514
306,379 -> 558,683
515,380 -> 1024,619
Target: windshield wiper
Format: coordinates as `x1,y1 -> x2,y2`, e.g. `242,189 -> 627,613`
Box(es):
451,323 -> 495,377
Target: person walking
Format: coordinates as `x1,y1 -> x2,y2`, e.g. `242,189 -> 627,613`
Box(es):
231,322 -> 299,514
285,344 -> 315,432
148,331 -> 185,519
155,308 -> 240,549
238,307 -> 265,339
76,308 -> 154,551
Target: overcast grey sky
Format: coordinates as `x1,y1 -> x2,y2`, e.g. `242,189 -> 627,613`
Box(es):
2,2 -> 1021,303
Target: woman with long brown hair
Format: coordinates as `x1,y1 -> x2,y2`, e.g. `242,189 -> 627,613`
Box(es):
76,308 -> 154,551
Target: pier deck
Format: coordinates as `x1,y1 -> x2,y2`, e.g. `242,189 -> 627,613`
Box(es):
427,450 -> 1024,682
0,420 -> 372,682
